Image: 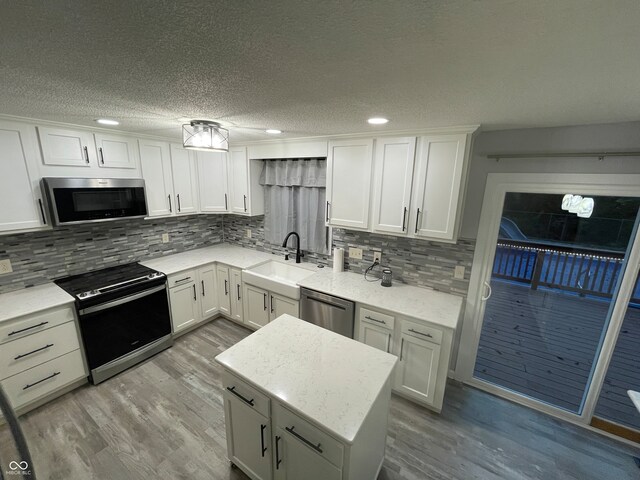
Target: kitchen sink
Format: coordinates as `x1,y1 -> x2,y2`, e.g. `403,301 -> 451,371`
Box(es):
243,260 -> 316,299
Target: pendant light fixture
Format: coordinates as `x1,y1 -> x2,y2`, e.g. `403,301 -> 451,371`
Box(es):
182,120 -> 229,152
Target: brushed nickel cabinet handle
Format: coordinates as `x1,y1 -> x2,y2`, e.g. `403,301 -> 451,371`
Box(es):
99,147 -> 105,164
83,146 -> 89,163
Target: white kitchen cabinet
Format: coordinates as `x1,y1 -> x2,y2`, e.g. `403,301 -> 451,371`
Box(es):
37,126 -> 95,167
395,327 -> 441,406
244,284 -> 270,330
168,280 -> 199,333
371,136 -> 416,235
196,150 -> 229,213
326,138 -> 374,230
230,268 -> 243,323
227,147 -> 264,216
359,320 -> 393,354
197,264 -> 218,320
217,265 -> 232,316
0,121 -> 48,233
274,426 -> 341,480
408,134 -> 468,241
94,133 -> 138,169
139,139 -> 174,217
170,144 -> 199,215
269,293 -> 299,319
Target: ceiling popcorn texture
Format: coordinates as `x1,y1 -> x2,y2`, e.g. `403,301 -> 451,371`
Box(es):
1,0 -> 639,142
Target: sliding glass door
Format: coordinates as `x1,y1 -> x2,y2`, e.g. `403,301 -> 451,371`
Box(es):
457,173 -> 640,432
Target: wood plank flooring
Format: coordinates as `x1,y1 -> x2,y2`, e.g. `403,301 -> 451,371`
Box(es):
1,318 -> 639,480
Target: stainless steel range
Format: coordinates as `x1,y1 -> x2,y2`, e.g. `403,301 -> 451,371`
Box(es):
55,263 -> 172,384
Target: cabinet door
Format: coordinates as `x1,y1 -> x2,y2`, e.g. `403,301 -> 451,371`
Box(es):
228,147 -> 249,214
0,122 -> 47,232
358,321 -> 393,354
139,140 -> 174,217
170,144 -> 199,214
196,150 -> 229,213
94,133 -> 137,169
198,264 -> 218,319
409,134 -> 467,241
169,282 -> 199,333
244,284 -> 270,330
269,294 -> 299,321
224,393 -> 272,480
326,139 -> 373,229
217,265 -> 231,316
37,126 -> 95,167
371,137 -> 416,234
274,427 -> 341,480
394,332 -> 441,405
230,268 -> 243,322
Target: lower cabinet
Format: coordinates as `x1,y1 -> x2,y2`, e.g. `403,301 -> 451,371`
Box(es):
217,265 -> 232,316
243,284 -> 299,331
355,305 -> 452,412
168,280 -> 199,333
274,426 -> 341,480
198,264 -> 218,319
230,268 -> 243,323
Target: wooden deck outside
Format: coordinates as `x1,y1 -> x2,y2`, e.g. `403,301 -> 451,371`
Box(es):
474,279 -> 640,430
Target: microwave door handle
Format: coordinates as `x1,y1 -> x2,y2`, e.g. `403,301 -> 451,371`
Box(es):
78,285 -> 166,315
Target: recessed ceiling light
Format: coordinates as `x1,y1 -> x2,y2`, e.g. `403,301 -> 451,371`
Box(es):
367,117 -> 389,125
265,129 -> 282,134
96,118 -> 119,126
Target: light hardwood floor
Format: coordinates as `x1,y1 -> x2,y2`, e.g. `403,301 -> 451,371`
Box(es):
1,318 -> 638,480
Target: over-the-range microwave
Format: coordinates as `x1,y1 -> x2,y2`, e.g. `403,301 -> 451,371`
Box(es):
41,177 -> 148,226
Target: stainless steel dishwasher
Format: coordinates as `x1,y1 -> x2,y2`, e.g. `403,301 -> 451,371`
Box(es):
300,288 -> 355,338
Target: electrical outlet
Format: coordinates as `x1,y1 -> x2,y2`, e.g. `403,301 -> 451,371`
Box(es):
454,265 -> 465,279
372,250 -> 382,264
0,259 -> 13,274
246,229 -> 252,239
162,233 -> 169,243
348,247 -> 363,260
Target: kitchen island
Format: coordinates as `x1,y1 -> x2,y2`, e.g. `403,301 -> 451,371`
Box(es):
215,314 -> 397,480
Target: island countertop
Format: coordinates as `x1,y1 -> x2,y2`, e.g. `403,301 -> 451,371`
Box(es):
215,314 -> 397,444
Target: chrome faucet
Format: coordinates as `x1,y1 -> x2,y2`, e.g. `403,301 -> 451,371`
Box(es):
282,231 -> 304,263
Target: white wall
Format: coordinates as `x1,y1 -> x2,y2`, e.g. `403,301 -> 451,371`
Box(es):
460,121 -> 640,239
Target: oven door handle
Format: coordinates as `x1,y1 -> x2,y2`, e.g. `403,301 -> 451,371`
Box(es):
79,285 -> 166,315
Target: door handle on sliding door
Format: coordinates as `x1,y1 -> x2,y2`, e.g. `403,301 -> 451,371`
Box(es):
481,281 -> 492,301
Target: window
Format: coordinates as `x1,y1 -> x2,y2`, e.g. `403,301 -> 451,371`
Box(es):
260,158 -> 328,254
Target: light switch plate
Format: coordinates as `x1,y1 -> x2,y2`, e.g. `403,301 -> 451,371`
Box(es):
454,265 -> 465,279
349,247 -> 363,260
0,259 -> 13,274
162,233 -> 169,243
246,229 -> 252,239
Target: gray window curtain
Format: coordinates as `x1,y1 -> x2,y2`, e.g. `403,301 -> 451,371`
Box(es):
260,159 -> 327,254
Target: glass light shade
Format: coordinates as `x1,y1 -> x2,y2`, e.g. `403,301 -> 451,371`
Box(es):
577,197 -> 594,218
567,195 -> 583,213
561,194 -> 573,211
182,121 -> 229,152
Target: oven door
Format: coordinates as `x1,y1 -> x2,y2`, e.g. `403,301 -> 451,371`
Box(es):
78,285 -> 171,373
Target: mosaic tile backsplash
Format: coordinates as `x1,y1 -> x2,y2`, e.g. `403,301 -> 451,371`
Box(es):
0,215 -> 223,294
223,215 -> 475,296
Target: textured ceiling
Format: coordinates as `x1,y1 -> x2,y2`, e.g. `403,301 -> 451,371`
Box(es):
1,0 -> 639,143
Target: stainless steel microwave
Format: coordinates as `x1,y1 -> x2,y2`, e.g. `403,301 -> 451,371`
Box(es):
41,178 -> 148,226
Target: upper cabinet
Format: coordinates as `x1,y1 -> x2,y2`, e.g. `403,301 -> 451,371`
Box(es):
408,134 -> 468,241
37,126 -> 95,167
139,141 -> 199,218
371,137 -> 416,235
327,131 -> 473,243
227,147 -> 264,216
0,121 -> 48,233
94,133 -> 138,169
326,139 -> 374,230
196,150 -> 229,213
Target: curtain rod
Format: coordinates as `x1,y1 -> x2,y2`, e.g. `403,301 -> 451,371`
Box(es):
487,151 -> 640,161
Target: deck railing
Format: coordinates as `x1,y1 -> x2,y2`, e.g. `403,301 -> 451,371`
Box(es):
492,239 -> 640,304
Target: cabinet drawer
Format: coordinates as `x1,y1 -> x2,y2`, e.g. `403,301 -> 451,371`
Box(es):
0,306 -> 75,345
360,307 -> 395,330
1,321 -> 81,381
1,349 -> 86,411
222,370 -> 270,418
275,403 -> 344,469
401,320 -> 442,345
167,269 -> 197,289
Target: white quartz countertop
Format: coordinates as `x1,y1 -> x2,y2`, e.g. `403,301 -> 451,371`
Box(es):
629,390 -> 640,415
140,244 -> 277,274
298,270 -> 462,330
0,283 -> 75,323
215,314 -> 397,444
